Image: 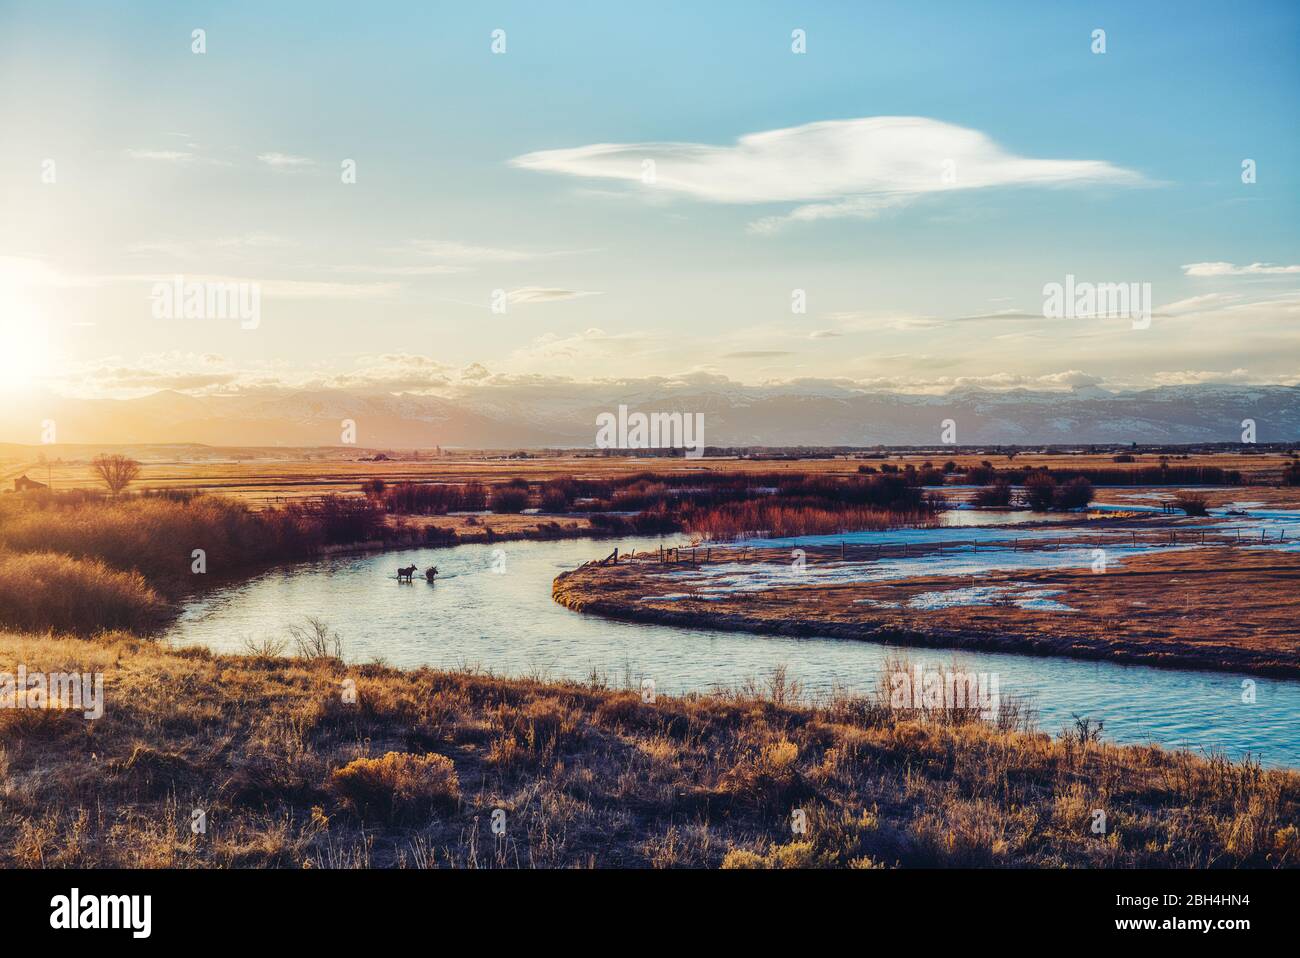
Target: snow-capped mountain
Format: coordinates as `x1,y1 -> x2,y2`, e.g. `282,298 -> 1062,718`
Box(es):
1,383 -> 1295,448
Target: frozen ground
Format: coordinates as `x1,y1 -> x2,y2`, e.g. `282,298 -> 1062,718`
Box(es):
903,583 -> 1076,612
654,507 -> 1300,598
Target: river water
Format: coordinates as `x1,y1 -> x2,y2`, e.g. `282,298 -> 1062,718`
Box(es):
167,521 -> 1300,768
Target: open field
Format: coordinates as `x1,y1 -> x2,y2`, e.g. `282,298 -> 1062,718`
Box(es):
1,630 -> 1296,868
2,449 -> 1294,508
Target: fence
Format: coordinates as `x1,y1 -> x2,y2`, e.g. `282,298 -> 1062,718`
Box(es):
589,526 -> 1286,567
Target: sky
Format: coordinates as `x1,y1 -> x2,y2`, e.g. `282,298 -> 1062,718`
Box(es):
1,0 -> 1298,401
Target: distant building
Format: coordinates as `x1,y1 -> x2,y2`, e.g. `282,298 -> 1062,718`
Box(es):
13,474 -> 48,492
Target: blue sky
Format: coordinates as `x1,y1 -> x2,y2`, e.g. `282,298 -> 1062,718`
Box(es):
1,0 -> 1297,398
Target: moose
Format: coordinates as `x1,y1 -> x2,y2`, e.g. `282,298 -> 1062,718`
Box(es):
396,564 -> 418,582
424,565 -> 439,582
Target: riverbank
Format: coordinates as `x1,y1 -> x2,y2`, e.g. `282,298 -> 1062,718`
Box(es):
553,544 -> 1300,678
0,492 -> 631,637
2,629 -> 1295,868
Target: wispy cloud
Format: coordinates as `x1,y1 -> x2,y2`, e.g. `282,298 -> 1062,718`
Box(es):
506,287 -> 600,305
257,152 -> 316,169
336,263 -> 471,277
512,116 -> 1142,231
1182,261 -> 1300,277
124,146 -> 231,166
125,149 -> 197,162
406,240 -> 559,263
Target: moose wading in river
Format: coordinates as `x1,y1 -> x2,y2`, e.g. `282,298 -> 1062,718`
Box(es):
395,564 -> 438,582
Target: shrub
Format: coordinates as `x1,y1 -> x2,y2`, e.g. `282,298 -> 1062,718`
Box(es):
684,502 -> 935,540
284,495 -> 385,544
1052,477 -> 1094,510
330,751 -> 460,823
540,488 -> 571,513
0,493 -> 331,595
286,616 -> 344,660
488,487 -> 530,513
378,481 -> 488,514
721,842 -> 818,869
1023,472 -> 1057,511
972,481 -> 1012,508
719,739 -> 809,811
1174,493 -> 1209,516
0,550 -> 168,634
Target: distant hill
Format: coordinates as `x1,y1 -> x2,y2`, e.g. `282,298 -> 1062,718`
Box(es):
0,383 -> 1295,448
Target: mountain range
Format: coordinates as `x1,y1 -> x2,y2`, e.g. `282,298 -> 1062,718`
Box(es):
1,383 -> 1296,449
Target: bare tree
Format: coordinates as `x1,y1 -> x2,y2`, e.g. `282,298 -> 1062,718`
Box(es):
92,454 -> 141,496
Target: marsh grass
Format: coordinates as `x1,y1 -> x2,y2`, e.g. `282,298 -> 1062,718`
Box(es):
0,492 -> 387,635
0,630 -> 1292,869
0,550 -> 167,635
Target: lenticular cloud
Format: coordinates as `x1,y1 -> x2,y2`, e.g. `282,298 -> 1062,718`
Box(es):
511,116 -> 1141,226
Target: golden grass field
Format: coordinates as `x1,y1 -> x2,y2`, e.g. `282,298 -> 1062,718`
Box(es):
2,448 -> 1293,507
1,630 -> 1296,868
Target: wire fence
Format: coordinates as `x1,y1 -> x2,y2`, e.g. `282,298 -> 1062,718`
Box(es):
589,526 -> 1286,567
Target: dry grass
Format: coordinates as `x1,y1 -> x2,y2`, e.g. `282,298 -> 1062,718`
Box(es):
4,450 -> 1289,507
0,455 -> 1294,869
331,752 -> 460,824
0,494 -> 301,595
0,550 -> 167,635
0,630 -> 1293,869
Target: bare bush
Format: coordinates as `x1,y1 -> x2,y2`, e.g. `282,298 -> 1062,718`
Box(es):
287,616 -> 343,660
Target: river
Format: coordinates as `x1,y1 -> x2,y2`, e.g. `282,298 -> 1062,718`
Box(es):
167,524 -> 1300,768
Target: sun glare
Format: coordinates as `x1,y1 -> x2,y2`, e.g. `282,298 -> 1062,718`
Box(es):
0,287 -> 53,392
